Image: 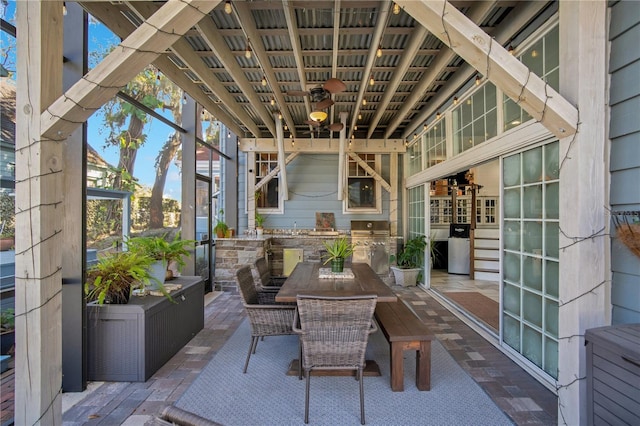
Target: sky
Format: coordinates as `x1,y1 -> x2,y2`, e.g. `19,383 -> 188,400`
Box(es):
1,1 -> 183,200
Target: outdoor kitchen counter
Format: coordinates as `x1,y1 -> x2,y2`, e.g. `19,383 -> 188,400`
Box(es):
214,234 -> 398,290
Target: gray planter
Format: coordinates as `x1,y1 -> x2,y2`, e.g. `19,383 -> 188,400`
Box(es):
87,276 -> 204,382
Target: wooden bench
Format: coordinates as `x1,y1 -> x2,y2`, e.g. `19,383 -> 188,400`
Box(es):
374,300 -> 433,392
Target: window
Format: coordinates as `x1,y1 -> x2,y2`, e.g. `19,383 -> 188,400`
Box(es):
345,154 -> 381,213
453,83 -> 498,155
477,197 -> 498,224
504,26 -> 559,131
425,120 -> 447,168
407,185 -> 425,237
407,140 -> 422,176
255,153 -> 280,211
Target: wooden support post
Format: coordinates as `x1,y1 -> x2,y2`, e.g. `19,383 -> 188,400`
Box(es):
15,1 -> 64,423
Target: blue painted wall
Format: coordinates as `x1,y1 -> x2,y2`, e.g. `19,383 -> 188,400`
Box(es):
609,0 -> 640,323
237,153 -> 393,234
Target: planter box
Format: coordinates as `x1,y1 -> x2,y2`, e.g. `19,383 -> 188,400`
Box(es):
87,276 -> 204,382
390,266 -> 422,287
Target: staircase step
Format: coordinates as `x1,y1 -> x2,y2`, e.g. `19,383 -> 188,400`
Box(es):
475,259 -> 499,270
474,270 -> 500,282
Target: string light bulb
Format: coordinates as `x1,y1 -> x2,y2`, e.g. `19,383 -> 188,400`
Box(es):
270,97 -> 275,106
358,113 -> 362,120
423,124 -> 428,131
284,124 -> 288,130
453,96 -> 458,105
278,112 -> 283,120
362,99 -> 367,106
436,112 -> 441,120
376,46 -> 383,58
369,76 -> 375,86
245,40 -> 252,59
224,1 -> 232,15
261,76 -> 267,87
354,125 -> 358,131
63,2 -> 67,16
182,94 -> 187,105
393,3 -> 400,15
475,75 -> 481,86
508,44 -> 515,55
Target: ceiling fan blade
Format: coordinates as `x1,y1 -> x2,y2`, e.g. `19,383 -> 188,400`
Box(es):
323,78 -> 347,94
315,98 -> 334,110
328,123 -> 344,132
304,120 -> 322,127
286,90 -> 310,97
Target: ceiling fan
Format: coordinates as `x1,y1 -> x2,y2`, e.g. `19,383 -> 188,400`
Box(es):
287,78 -> 347,123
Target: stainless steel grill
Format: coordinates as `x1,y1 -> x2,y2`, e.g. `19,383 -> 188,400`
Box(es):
350,221 -> 390,275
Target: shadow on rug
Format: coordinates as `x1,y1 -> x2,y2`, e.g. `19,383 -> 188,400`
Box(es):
444,292 -> 499,331
175,319 -> 511,426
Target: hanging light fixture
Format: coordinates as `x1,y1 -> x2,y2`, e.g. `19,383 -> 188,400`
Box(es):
261,75 -> 267,86
278,111 -> 283,120
358,113 -> 362,120
453,96 -> 458,105
309,110 -> 328,122
369,75 -> 375,86
393,3 -> 401,15
362,99 -> 367,106
245,39 -> 252,59
475,75 -> 481,86
270,97 -> 275,106
224,1 -> 233,14
376,46 -> 383,58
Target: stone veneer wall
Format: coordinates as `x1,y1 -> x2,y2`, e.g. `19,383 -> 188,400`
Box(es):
214,235 -> 399,291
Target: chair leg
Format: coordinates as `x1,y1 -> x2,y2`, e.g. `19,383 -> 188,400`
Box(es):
304,369 -> 311,424
298,341 -> 303,380
243,336 -> 258,373
252,336 -> 259,354
359,367 -> 365,425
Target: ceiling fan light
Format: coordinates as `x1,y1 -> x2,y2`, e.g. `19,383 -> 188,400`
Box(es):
309,110 -> 328,122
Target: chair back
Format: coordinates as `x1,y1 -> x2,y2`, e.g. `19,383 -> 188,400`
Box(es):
236,265 -> 259,305
254,257 -> 271,287
296,295 -> 377,369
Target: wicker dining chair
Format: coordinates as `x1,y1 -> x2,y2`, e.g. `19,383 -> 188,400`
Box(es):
235,265 -> 296,373
293,294 -> 378,425
254,257 -> 287,288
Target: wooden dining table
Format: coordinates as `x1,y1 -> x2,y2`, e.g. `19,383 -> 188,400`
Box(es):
275,261 -> 397,303
276,261 -> 396,377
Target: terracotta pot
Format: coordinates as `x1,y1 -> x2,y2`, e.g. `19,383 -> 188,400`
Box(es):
0,237 -> 14,251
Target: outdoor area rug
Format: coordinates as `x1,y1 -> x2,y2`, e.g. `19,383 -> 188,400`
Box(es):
444,292 -> 500,330
175,319 -> 512,426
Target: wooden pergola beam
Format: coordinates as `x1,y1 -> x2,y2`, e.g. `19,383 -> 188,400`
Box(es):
41,0 -> 219,141
397,0 -> 578,138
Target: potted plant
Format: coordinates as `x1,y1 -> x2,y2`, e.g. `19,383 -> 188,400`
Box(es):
0,308 -> 15,355
322,236 -> 356,273
126,234 -> 196,286
214,209 -> 228,238
255,212 -> 265,236
0,193 -> 15,251
85,251 -> 154,304
390,235 -> 437,287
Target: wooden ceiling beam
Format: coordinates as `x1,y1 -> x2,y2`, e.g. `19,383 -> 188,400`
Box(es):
234,1 -> 298,138
42,0 -> 219,140
384,0 -> 496,139
196,17 -> 278,137
348,0 -> 392,139
398,0 -> 577,138
124,1 -> 261,137
367,25 -> 429,138
283,0 -> 313,131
